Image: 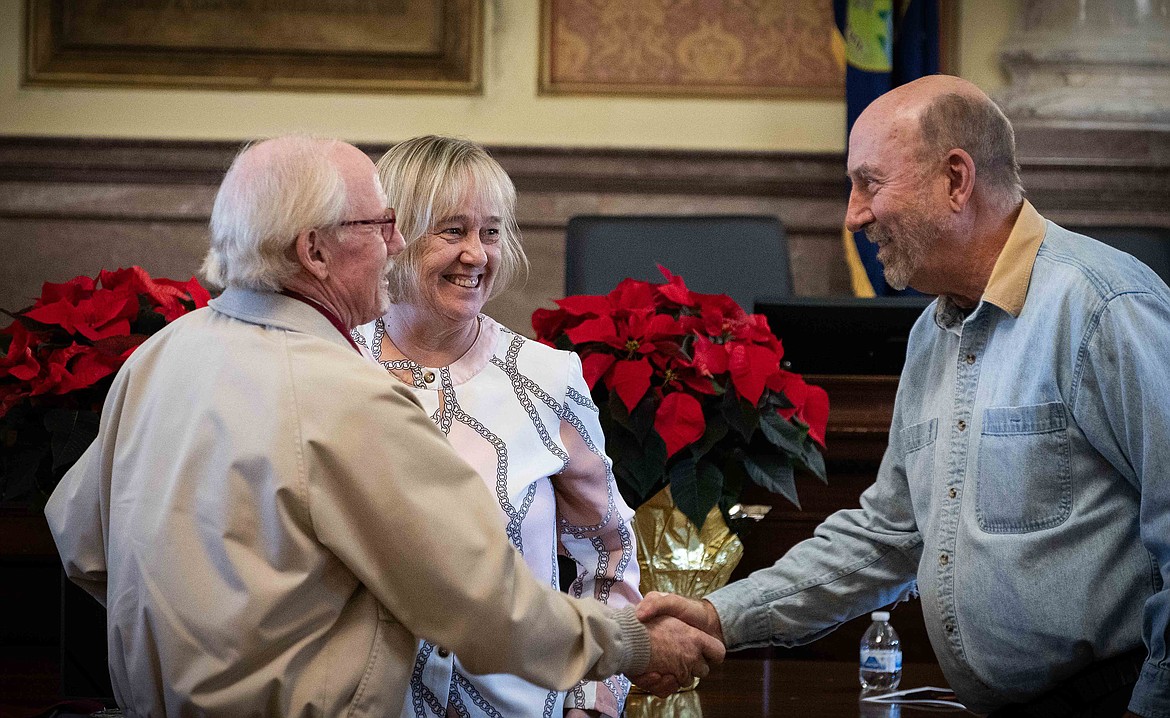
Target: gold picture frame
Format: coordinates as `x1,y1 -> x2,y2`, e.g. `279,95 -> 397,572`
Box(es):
25,0 -> 483,94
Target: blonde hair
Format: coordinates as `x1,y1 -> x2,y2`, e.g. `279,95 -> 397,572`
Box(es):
375,135 -> 528,304
202,135 -> 348,291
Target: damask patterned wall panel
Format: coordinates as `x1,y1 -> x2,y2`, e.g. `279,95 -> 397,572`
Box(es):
540,0 -> 844,97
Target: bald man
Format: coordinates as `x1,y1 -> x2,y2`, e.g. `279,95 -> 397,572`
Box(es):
45,136 -> 723,716
638,76 -> 1170,717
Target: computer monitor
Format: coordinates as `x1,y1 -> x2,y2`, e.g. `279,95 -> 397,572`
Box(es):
753,296 -> 933,375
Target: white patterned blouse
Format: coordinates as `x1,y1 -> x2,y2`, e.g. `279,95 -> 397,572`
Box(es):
353,314 -> 641,718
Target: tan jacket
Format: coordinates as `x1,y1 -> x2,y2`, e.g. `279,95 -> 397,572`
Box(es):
45,288 -> 649,717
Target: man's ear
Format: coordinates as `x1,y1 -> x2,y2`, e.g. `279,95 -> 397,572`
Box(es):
945,148 -> 976,212
293,229 -> 330,281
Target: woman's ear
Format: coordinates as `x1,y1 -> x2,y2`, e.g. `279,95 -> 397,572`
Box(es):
945,148 -> 976,212
292,229 -> 330,281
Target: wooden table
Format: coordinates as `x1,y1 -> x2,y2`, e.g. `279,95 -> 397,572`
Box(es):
626,658 -> 958,717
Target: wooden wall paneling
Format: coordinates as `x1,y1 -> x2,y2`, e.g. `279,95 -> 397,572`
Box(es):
0,138 -> 855,332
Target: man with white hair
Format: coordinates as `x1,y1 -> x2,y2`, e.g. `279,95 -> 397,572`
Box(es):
45,136 -> 722,716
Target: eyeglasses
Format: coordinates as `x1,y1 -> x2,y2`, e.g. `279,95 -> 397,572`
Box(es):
324,209 -> 396,235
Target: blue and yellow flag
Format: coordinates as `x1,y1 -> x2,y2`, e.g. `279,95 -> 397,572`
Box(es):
835,0 -> 939,297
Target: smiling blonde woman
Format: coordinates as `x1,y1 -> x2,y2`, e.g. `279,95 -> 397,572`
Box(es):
352,135 -> 641,718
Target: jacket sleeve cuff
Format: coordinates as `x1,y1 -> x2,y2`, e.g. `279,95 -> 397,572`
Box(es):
1128,661 -> 1170,718
610,605 -> 650,676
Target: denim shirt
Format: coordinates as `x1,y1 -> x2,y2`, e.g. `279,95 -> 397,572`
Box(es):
707,202 -> 1170,716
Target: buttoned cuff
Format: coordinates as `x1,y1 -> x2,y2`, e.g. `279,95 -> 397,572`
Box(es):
610,605 -> 650,675
706,582 -> 774,650
1129,661 -> 1170,718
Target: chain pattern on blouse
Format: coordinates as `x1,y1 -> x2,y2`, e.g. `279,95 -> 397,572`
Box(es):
541,689 -> 558,718
491,336 -> 570,472
409,642 -> 445,718
370,319 -> 426,387
557,404 -> 617,538
453,672 -> 506,718
566,385 -> 597,412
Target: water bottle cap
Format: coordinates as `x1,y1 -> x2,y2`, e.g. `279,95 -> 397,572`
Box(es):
871,611 -> 890,622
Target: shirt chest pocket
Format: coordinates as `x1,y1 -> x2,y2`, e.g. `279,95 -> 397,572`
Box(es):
976,401 -> 1072,533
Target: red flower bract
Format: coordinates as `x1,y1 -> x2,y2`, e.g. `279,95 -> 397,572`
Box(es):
0,266 -> 210,420
532,266 -> 829,529
655,392 -> 705,458
533,266 -> 829,460
25,288 -> 138,341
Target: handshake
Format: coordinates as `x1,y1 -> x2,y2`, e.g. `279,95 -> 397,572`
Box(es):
630,592 -> 728,696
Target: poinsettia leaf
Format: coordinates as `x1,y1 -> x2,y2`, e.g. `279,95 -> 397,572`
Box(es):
605,389 -> 632,431
761,413 -> 826,482
690,415 -> 729,461
721,389 -> 758,441
625,390 -> 659,443
799,434 -> 828,483
609,425 -> 667,508
43,408 -> 100,470
668,456 -> 722,530
743,453 -> 799,509
759,410 -> 805,456
764,388 -> 795,410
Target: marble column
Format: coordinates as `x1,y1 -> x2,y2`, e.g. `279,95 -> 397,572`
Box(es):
996,0 -> 1170,128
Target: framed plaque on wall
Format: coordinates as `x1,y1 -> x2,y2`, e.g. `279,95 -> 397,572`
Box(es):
24,0 -> 483,93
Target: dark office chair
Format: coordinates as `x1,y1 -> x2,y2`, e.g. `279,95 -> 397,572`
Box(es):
1071,226 -> 1170,286
564,215 -> 793,309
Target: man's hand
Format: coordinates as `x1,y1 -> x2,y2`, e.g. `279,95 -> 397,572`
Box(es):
630,592 -> 727,696
636,592 -> 725,644
629,614 -> 725,697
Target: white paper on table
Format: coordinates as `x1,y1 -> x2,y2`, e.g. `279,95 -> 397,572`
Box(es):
861,686 -> 968,710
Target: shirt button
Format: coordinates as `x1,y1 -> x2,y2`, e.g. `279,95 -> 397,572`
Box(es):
437,647 -> 450,658
948,487 -> 957,499
945,622 -> 955,633
957,419 -> 967,431
965,354 -> 976,365
939,553 -> 949,566
423,371 -> 436,383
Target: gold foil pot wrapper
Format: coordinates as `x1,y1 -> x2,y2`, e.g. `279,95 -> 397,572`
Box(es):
633,485 -> 746,600
624,686 -> 703,718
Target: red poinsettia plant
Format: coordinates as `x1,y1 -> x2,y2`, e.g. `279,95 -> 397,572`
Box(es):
533,266 -> 829,531
0,267 -> 210,502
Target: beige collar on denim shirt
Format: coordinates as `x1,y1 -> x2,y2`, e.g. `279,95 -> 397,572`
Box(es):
980,200 -> 1048,318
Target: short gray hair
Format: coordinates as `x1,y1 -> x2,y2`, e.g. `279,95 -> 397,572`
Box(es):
917,92 -> 1023,204
375,135 -> 528,304
202,136 -> 349,291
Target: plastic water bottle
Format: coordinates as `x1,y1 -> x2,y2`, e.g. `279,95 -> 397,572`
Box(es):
860,611 -> 902,694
